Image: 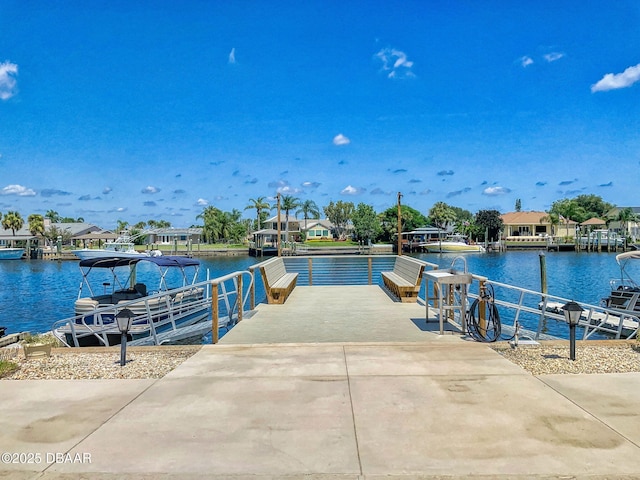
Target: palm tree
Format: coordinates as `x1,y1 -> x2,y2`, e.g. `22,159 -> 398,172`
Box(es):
281,195 -> 301,242
244,196 -> 271,232
116,220 -> 129,235
540,212 -> 560,236
2,211 -> 24,246
45,210 -> 61,223
617,207 -> 638,242
28,214 -> 45,241
197,206 -> 222,243
297,200 -> 320,233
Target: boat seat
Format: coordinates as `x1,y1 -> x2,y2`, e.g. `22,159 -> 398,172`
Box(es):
134,283 -> 147,296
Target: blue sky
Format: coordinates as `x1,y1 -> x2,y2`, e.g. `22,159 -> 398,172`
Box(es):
1,1 -> 639,229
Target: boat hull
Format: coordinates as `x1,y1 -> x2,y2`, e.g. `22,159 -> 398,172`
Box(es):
72,249 -> 145,260
0,248 -> 24,260
421,242 -> 485,253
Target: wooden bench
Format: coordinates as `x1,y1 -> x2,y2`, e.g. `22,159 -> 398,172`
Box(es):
381,256 -> 425,302
259,257 -> 298,304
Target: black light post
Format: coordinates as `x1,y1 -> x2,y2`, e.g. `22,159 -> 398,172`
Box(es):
116,308 -> 133,367
562,301 -> 583,361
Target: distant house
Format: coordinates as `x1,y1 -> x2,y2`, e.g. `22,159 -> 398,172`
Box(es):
256,216 -> 334,243
0,225 -> 37,247
263,215 -> 301,238
146,228 -> 202,245
45,221 -> 107,246
500,211 -> 577,238
606,207 -> 640,240
303,220 -> 333,240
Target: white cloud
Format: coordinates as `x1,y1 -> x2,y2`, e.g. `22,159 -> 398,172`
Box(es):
482,186 -> 511,196
333,133 -> 350,146
278,184 -> 302,194
0,61 -> 18,100
228,47 -> 236,64
341,185 -> 365,195
302,181 -> 321,189
1,184 -> 36,196
141,186 -> 161,194
195,198 -> 208,206
520,56 -> 534,67
375,48 -> 415,79
544,52 -> 564,63
591,63 -> 640,92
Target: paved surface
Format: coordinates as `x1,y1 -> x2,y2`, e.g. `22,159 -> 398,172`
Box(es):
1,342 -> 640,479
2,285 -> 639,478
223,285 -> 460,344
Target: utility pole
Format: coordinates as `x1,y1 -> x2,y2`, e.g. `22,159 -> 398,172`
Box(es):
277,193 -> 282,257
397,192 -> 403,256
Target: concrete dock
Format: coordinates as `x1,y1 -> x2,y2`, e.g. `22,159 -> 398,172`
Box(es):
2,285 -> 640,479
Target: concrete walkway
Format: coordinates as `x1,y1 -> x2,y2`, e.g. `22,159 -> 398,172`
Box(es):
2,341 -> 640,479
2,285 -> 639,478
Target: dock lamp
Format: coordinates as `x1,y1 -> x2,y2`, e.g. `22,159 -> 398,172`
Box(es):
562,301 -> 583,361
116,308 -> 133,367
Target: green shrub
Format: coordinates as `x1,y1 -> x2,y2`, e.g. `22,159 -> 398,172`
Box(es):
0,360 -> 18,378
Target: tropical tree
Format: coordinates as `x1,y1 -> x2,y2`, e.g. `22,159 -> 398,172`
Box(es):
197,206 -> 223,243
297,199 -> 321,231
475,209 -> 504,241
352,203 -> 382,244
116,220 -> 129,235
540,212 -> 560,236
27,214 -> 45,239
45,210 -> 61,223
44,225 -> 73,246
245,196 -> 271,232
428,202 -> 457,230
378,204 -> 428,243
617,207 -> 638,240
323,200 -> 354,240
280,195 -> 301,242
2,210 -> 24,238
515,199 -> 522,212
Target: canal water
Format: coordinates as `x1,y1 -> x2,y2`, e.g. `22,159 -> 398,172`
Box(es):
0,251 -> 632,339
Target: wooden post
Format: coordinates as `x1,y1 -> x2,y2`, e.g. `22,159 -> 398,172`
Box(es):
236,274 -> 243,323
211,283 -> 219,344
539,251 -> 547,297
397,192 -> 403,256
308,257 -> 313,286
368,256 -> 372,285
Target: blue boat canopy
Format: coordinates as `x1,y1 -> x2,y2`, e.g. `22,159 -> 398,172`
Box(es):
79,256 -> 200,269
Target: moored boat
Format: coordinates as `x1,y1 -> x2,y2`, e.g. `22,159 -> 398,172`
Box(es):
0,247 -> 24,260
72,235 -> 162,260
420,235 -> 485,253
52,256 -> 210,347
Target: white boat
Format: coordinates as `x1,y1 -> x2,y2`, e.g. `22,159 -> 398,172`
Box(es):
420,235 -> 486,253
0,247 -> 24,260
72,235 -> 161,260
52,256 -> 210,347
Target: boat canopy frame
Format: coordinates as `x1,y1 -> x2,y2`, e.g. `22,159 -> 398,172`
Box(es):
78,256 -> 201,299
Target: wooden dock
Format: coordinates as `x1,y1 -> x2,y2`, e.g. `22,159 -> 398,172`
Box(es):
220,285 -> 462,345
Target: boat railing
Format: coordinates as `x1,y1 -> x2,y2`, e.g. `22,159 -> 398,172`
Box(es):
463,275 -> 639,340
52,270 -> 254,347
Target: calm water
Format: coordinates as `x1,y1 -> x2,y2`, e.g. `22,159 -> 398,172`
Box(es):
0,251 -> 630,338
